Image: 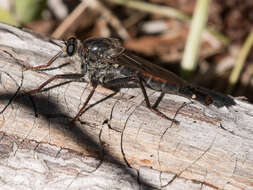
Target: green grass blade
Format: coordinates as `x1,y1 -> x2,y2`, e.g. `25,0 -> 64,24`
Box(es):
180,0 -> 211,78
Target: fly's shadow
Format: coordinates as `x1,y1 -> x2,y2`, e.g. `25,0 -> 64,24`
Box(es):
0,90 -> 158,188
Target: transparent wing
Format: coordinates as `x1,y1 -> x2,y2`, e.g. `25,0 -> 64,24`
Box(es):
111,50 -> 188,87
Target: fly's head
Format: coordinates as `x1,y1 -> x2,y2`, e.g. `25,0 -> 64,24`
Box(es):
64,37 -> 91,82
64,37 -> 86,70
65,37 -> 82,57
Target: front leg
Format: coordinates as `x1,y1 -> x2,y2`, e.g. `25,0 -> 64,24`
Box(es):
24,51 -> 63,71
25,73 -> 85,95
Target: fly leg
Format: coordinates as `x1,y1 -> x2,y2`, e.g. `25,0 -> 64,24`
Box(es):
137,77 -> 179,124
71,75 -> 136,123
23,51 -> 63,71
104,76 -> 179,124
71,76 -> 140,123
23,73 -> 85,120
71,83 -> 98,123
71,75 -> 179,124
25,73 -> 85,94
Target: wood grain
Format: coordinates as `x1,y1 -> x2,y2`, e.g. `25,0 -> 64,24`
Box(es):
0,22 -> 253,190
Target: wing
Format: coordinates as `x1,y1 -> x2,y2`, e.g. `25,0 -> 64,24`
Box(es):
111,50 -> 188,87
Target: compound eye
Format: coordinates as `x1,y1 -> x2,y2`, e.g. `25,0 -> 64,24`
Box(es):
66,37 -> 77,56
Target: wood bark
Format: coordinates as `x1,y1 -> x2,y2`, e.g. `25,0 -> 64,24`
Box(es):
0,22 -> 252,190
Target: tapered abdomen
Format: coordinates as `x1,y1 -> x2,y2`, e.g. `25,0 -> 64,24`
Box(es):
140,72 -> 213,105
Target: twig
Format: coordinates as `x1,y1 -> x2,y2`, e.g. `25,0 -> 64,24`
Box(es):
52,1 -> 89,39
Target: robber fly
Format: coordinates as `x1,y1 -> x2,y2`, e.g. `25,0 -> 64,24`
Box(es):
25,37 -> 214,124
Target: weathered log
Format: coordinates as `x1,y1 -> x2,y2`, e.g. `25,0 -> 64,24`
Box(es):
0,22 -> 252,190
